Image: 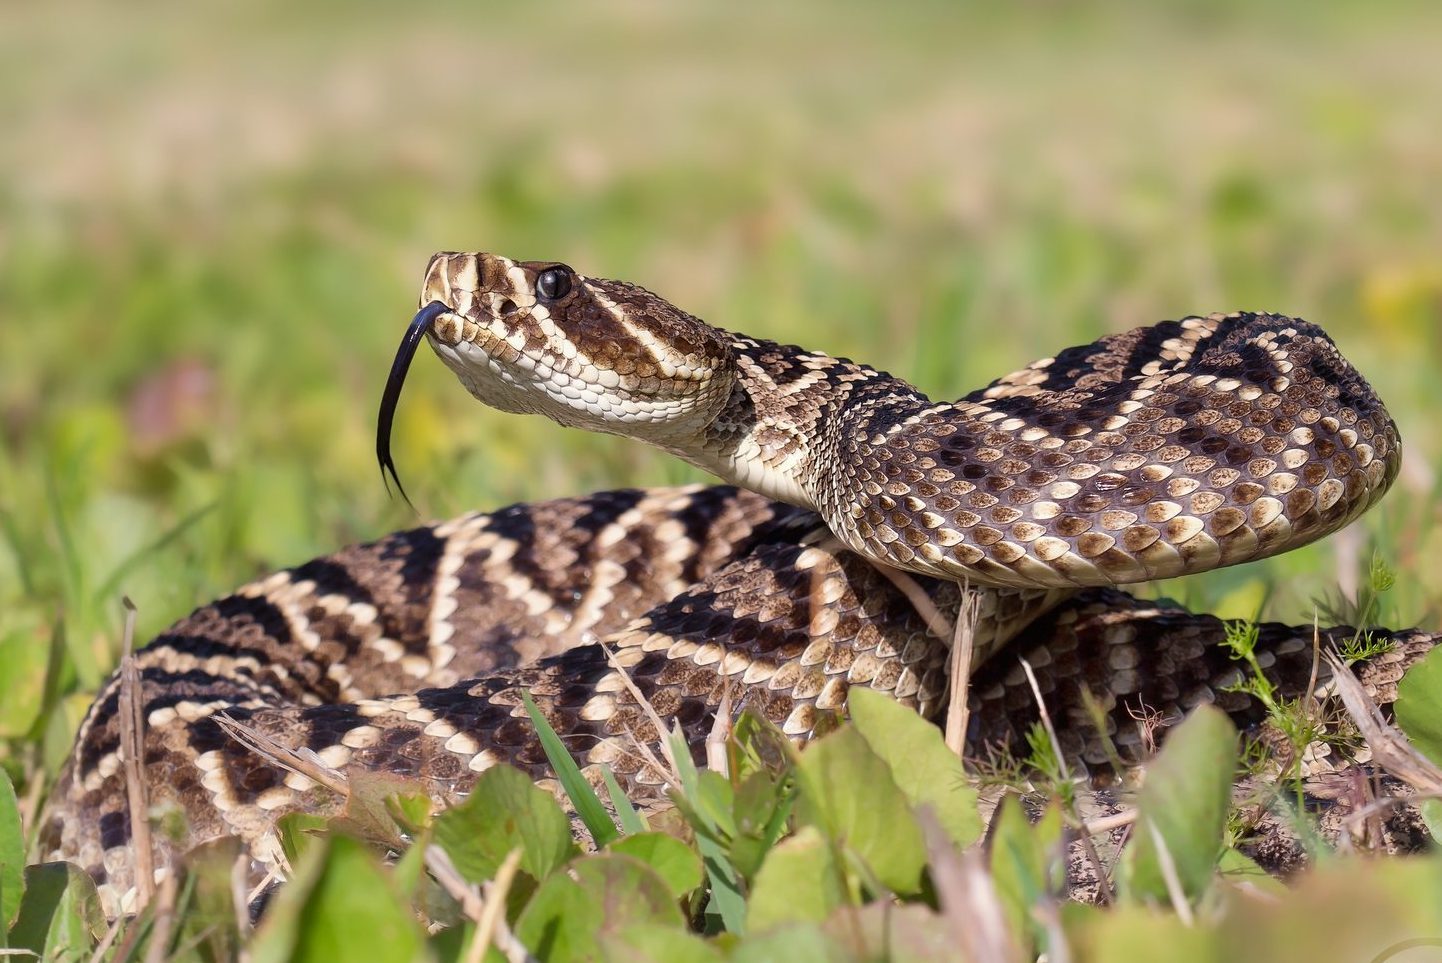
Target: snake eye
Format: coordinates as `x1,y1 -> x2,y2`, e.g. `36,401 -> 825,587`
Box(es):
535,266 -> 573,302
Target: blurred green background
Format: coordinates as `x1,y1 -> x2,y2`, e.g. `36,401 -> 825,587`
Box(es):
2,1 -> 1440,765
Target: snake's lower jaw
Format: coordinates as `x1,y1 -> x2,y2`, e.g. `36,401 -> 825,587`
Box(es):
428,310 -> 471,346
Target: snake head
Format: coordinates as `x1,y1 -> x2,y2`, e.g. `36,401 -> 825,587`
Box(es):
419,252 -> 736,443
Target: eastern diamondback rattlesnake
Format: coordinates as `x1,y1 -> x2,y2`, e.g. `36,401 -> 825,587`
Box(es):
42,252 -> 1425,917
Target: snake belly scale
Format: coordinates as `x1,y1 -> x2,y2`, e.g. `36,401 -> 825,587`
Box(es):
40,251 -> 1409,917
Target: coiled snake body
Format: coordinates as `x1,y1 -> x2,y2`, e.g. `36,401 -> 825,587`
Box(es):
42,252 -> 1418,917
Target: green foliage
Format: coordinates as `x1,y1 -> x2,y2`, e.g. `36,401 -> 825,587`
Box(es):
433,764 -> 577,885
3,1 -> 1442,958
515,854 -> 684,962
1118,707 -> 1239,908
0,768 -> 23,938
989,795 -> 1065,954
521,690 -> 620,848
9,689 -> 1442,959
251,834 -> 428,963
1220,619 -> 1326,774
745,827 -> 845,932
1335,552 -> 1402,663
608,833 -> 704,902
793,726 -> 928,895
847,687 -> 983,848
6,862 -> 106,959
1394,646 -> 1442,767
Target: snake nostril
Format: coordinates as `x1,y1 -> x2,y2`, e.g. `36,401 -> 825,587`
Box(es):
499,298 -> 519,316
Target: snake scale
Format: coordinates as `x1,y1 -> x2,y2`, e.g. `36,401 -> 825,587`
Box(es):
40,251 -> 1431,919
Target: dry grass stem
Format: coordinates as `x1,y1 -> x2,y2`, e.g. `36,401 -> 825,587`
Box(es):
1306,616 -> 1323,718
944,586 -> 981,756
919,809 -> 1026,963
117,597 -> 156,912
230,851 -> 253,941
426,846 -> 482,921
1019,658 -> 1072,786
806,534 -> 956,641
1324,648 -> 1442,841
427,846 -> 535,963
1323,649 -> 1442,795
600,641 -> 681,783
465,848 -> 524,963
617,722 -> 674,792
247,866 -> 285,908
706,685 -> 733,776
141,869 -> 180,963
211,714 -> 350,798
1080,810 -> 1138,836
87,916 -> 125,963
1340,792 -> 1442,837
1019,657 -> 1115,904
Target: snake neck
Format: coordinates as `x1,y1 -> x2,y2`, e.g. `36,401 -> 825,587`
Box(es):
687,336 -> 934,510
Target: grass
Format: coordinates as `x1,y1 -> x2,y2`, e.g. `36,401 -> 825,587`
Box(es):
2,0 -> 1442,956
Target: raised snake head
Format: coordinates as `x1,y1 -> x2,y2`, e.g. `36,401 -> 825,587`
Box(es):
418,252 -> 736,442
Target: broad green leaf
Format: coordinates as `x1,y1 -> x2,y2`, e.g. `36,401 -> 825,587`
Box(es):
746,827 -> 846,932
1067,904 -> 1217,963
793,726 -> 927,895
730,923 -> 850,963
821,901 -> 959,961
388,790 -> 436,834
989,794 -> 1063,954
0,621 -> 47,738
250,834 -> 428,963
1118,706 -> 1238,906
1215,847 -> 1286,897
7,863 -> 105,959
609,833 -> 703,900
332,768 -> 426,848
1420,799 -> 1442,845
278,811 -> 331,867
698,771 -> 739,838
1394,645 -> 1442,766
433,763 -> 576,884
729,768 -> 794,880
0,768 -> 23,933
601,923 -> 724,963
848,686 -> 983,847
521,690 -> 619,847
515,853 -> 683,962
1218,855 -> 1442,962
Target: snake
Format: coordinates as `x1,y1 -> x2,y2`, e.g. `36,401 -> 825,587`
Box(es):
38,251 -> 1424,919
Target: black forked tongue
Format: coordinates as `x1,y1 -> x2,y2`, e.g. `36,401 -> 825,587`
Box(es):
377,300 -> 450,509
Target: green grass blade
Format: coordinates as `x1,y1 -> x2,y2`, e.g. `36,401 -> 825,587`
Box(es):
698,833 -> 747,935
0,505 -> 35,597
520,690 -> 619,847
601,765 -> 646,836
90,501 -> 216,605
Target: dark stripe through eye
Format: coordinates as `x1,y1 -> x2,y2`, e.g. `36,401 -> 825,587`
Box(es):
377,300 -> 449,509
